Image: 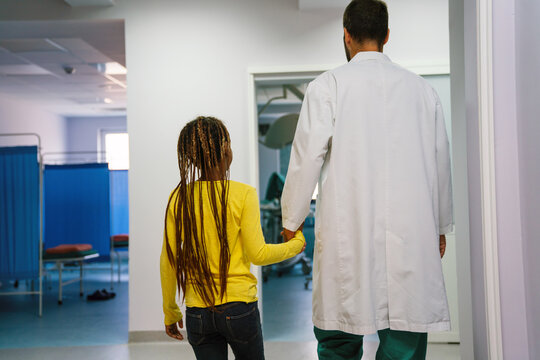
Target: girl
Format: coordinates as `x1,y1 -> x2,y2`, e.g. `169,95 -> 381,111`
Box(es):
160,116 -> 305,360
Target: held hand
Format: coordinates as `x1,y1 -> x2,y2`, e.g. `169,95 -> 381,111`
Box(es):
299,240 -> 307,255
281,228 -> 295,242
281,222 -> 305,242
439,235 -> 446,258
165,319 -> 184,341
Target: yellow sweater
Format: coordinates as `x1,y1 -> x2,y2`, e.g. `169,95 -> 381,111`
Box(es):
160,180 -> 305,325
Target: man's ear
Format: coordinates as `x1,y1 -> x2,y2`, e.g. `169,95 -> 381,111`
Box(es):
344,28 -> 352,45
383,28 -> 390,45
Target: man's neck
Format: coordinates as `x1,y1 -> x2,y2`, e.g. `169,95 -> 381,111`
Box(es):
349,42 -> 382,59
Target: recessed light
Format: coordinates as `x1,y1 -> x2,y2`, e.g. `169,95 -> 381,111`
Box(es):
90,62 -> 127,75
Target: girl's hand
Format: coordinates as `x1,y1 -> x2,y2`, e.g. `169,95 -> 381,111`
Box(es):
298,241 -> 306,255
165,319 -> 184,340
281,222 -> 305,242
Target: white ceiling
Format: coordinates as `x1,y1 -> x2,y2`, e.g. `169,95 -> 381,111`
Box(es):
0,19 -> 126,117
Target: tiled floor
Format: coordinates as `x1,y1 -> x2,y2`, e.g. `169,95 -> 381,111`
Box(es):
262,265 -> 316,341
0,261 -> 460,359
0,341 -> 460,360
0,261 -> 129,348
262,264 -> 380,343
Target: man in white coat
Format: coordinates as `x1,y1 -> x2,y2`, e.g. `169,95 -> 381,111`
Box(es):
281,0 -> 453,358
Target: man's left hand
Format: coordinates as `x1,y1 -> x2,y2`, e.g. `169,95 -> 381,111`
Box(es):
439,235 -> 446,258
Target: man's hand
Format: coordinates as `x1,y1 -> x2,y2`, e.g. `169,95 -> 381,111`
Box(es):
281,222 -> 305,242
165,319 -> 184,341
439,235 -> 446,258
282,223 -> 306,254
281,228 -> 296,242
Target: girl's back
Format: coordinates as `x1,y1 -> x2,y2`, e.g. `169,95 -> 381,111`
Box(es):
163,180 -> 302,309
159,115 -> 304,360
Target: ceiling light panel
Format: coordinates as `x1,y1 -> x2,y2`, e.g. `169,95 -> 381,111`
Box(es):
17,51 -> 83,64
0,64 -> 52,76
0,39 -> 66,53
68,96 -> 118,104
51,38 -> 113,64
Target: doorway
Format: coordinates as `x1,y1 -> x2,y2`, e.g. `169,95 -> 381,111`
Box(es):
248,68 -> 464,348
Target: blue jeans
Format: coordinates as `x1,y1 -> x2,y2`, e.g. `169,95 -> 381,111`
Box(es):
186,301 -> 265,360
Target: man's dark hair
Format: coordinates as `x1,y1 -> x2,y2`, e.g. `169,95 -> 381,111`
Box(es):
343,0 -> 388,47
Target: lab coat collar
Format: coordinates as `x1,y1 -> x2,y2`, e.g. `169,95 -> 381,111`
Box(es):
350,51 -> 391,63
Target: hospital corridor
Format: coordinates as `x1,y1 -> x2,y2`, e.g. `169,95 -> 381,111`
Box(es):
1,0 -> 539,360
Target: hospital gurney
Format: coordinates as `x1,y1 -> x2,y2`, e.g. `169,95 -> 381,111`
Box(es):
43,244 -> 99,304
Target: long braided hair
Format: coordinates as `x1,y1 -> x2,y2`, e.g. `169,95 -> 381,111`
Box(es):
165,116 -> 231,308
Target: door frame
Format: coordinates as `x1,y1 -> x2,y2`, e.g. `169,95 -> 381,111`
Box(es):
246,62 -> 483,346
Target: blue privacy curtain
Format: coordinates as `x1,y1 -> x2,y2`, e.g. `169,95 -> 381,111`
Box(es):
44,163 -> 110,257
0,146 -> 40,281
110,170 -> 129,235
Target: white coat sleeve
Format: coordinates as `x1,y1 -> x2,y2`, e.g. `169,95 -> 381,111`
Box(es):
281,75 -> 335,231
435,98 -> 454,234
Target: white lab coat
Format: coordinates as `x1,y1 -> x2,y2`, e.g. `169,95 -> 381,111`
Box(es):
281,51 -> 453,335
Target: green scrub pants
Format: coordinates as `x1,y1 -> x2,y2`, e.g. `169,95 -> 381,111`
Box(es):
314,327 -> 427,360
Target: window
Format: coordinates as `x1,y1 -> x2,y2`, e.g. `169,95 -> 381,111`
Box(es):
105,132 -> 129,170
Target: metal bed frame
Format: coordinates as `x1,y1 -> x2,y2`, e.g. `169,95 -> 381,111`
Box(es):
43,252 -> 99,305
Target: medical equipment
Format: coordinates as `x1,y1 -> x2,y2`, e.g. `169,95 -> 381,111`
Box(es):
260,172 -> 312,284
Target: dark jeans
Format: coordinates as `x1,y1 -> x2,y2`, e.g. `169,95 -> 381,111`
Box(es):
186,301 -> 264,360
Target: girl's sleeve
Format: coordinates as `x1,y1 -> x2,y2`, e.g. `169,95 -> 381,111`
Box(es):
240,187 -> 305,266
160,197 -> 183,325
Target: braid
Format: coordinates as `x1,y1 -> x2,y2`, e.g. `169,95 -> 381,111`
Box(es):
165,116 -> 231,309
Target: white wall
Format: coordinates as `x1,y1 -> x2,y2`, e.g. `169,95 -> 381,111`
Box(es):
492,0 -> 530,358
65,115 -> 126,154
516,0 -> 540,358
452,0 -> 539,358
449,0 -> 489,358
448,0 -> 475,358
0,0 -> 450,334
0,94 -> 66,153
